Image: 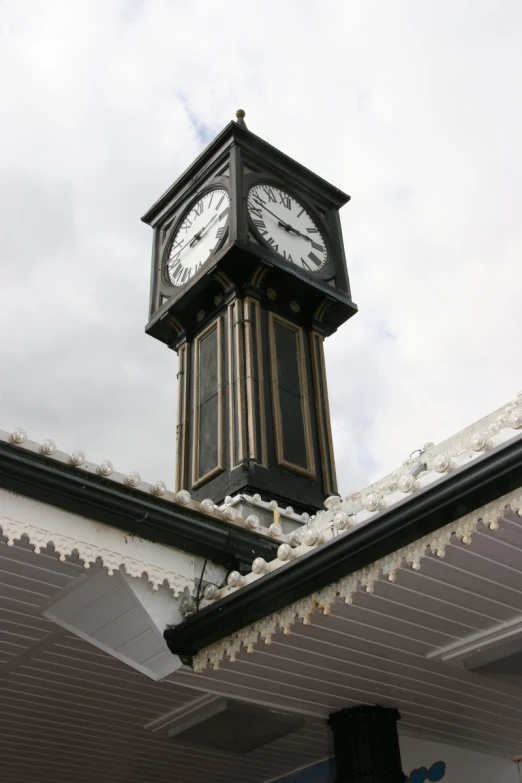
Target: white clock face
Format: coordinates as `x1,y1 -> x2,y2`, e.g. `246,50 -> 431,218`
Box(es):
167,188 -> 230,287
247,184 -> 328,272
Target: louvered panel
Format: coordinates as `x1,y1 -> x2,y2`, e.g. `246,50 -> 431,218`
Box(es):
15,658 -> 192,707
412,555 -> 522,610
0,537 -> 335,783
3,509 -> 522,780
0,607 -> 57,633
189,513 -> 522,761
188,656 -> 522,740
447,531 -> 522,577
370,578 -> 501,631
266,630 -> 522,715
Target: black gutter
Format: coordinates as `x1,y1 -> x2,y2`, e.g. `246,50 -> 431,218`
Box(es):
165,435 -> 522,658
0,443 -> 278,569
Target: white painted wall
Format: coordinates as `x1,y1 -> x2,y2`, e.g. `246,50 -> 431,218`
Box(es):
273,734 -> 520,783
399,734 -> 520,783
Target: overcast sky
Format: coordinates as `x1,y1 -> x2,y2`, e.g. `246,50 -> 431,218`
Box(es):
1,0 -> 521,497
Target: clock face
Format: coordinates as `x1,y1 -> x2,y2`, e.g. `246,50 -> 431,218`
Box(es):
247,185 -> 328,272
166,188 -> 230,287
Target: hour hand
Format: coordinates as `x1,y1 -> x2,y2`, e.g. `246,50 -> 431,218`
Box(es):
192,215 -> 218,245
278,220 -> 293,232
278,220 -> 304,238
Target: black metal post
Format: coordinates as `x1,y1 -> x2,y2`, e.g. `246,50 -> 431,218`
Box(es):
328,705 -> 406,783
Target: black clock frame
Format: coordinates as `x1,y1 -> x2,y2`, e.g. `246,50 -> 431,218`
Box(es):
243,174 -> 337,282
144,122 -> 356,339
160,177 -> 231,290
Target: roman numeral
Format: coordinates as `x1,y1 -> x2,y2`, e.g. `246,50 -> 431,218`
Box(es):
300,257 -> 312,271
170,261 -> 182,280
253,218 -> 268,236
181,219 -> 192,233
181,268 -> 190,284
282,251 -> 294,263
171,266 -> 185,284
306,226 -> 318,233
311,241 -> 325,253
266,237 -> 278,252
215,195 -> 225,210
250,206 -> 263,219
297,208 -> 305,218
263,187 -> 277,203
194,201 -> 204,217
279,193 -> 291,209
216,227 -> 225,240
219,207 -> 229,221
208,191 -> 215,207
308,251 -> 322,267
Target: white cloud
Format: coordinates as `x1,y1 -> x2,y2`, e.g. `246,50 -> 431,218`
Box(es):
0,0 -> 521,495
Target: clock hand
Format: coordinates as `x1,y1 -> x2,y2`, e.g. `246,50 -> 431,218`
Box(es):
254,197 -> 325,251
277,222 -> 315,242
168,232 -> 202,264
198,213 -> 219,238
189,214 -> 219,247
277,220 -> 307,237
253,197 -> 292,229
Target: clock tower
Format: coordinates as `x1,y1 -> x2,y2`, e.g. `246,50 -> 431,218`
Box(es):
142,111 -> 357,513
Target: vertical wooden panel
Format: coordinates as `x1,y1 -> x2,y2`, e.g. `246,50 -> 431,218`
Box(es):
191,318 -> 224,489
268,313 -> 315,479
244,297 -> 268,467
228,300 -> 247,469
310,331 -> 338,495
175,343 -> 190,492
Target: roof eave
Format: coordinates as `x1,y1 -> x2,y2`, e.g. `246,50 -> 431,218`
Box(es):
0,443 -> 278,569
165,435 -> 522,658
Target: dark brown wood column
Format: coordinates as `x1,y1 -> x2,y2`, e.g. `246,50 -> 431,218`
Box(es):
328,705 -> 406,783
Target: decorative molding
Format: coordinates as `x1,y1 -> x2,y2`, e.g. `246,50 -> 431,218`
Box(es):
193,487 -> 522,672
207,405 -> 522,605
0,488 -> 194,595
360,392 -> 522,502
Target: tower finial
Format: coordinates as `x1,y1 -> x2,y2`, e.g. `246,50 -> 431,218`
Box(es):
235,109 -> 248,129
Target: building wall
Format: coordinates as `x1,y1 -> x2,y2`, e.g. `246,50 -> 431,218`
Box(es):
272,735 -> 520,783
400,735 -> 519,783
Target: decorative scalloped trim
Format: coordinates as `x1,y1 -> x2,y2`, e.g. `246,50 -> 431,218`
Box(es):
193,488 -> 522,672
0,516 -> 192,595
361,394 -> 522,500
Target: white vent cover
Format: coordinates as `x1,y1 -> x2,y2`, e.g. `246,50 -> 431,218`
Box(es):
43,568 -> 183,680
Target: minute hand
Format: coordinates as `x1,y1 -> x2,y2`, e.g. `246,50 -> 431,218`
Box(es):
254,198 -> 324,248
253,198 -> 292,229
